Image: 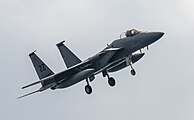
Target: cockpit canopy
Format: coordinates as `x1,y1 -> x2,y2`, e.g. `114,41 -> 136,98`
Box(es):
125,29 -> 141,37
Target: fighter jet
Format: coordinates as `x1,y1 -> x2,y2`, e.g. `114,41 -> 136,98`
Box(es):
18,29 -> 164,99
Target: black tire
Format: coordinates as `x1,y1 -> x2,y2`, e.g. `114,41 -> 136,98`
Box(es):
85,85 -> 92,94
50,87 -> 56,90
108,77 -> 116,87
131,69 -> 136,76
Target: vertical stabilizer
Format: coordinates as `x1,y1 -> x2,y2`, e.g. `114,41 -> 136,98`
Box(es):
29,51 -> 54,80
56,41 -> 82,68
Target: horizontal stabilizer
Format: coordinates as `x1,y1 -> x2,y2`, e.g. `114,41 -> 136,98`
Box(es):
22,80 -> 42,89
21,75 -> 55,89
17,90 -> 40,99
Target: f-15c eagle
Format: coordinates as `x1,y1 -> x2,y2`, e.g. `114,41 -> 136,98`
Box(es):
18,29 -> 164,99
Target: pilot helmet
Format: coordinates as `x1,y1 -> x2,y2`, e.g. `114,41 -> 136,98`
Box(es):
125,30 -> 132,37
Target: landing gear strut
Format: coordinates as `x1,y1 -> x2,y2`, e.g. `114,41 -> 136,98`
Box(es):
103,71 -> 116,87
126,55 -> 136,76
85,79 -> 92,94
130,65 -> 136,76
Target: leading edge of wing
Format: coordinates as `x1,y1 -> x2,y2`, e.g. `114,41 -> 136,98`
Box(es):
98,47 -> 123,56
104,47 -> 123,52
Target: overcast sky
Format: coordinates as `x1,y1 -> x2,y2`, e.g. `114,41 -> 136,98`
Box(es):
1,0 -> 194,120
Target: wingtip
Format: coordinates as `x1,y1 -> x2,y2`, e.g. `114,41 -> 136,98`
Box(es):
17,96 -> 22,99
17,95 -> 25,99
17,95 -> 27,99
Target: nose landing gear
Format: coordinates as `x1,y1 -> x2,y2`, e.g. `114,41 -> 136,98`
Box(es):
131,69 -> 136,76
126,55 -> 136,76
130,65 -> 136,76
85,79 -> 92,94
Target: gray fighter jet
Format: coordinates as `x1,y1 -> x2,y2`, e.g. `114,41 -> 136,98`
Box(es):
18,29 -> 164,99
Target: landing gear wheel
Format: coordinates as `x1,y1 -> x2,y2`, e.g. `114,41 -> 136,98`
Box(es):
108,77 -> 116,87
50,87 -> 56,90
131,69 -> 136,76
85,85 -> 92,94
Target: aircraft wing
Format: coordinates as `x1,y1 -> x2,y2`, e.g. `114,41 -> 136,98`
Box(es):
53,59 -> 92,83
93,47 -> 124,75
18,81 -> 56,99
20,60 -> 91,89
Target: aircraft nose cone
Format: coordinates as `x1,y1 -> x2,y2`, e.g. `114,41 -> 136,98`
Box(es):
155,32 -> 164,40
146,32 -> 164,44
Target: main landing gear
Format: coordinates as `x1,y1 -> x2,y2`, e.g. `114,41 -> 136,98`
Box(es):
103,71 -> 116,87
85,79 -> 92,94
108,77 -> 116,87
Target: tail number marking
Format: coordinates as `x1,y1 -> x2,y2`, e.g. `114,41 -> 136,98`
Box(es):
39,64 -> 46,72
